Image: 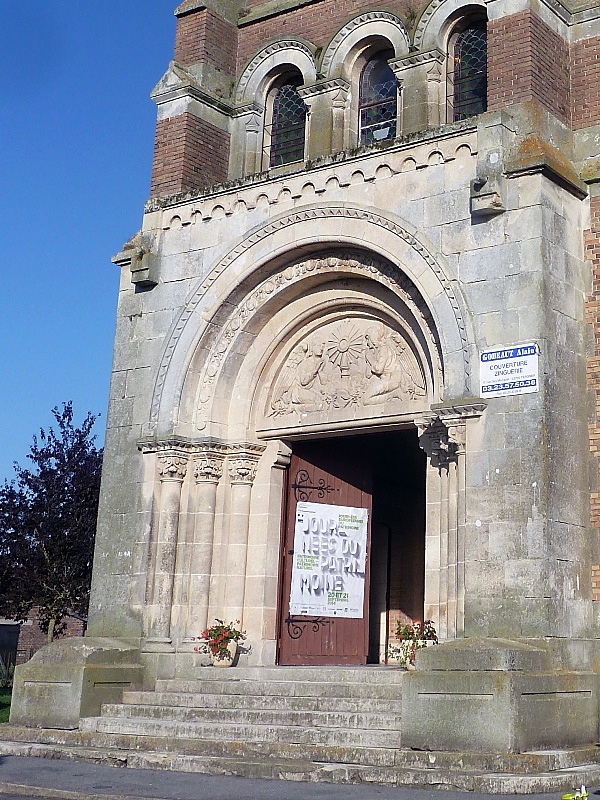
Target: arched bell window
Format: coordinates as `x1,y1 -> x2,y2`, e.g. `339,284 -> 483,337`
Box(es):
358,52 -> 397,145
265,75 -> 307,168
448,20 -> 487,121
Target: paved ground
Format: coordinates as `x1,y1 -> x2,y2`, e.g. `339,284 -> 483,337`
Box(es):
0,756 -> 595,800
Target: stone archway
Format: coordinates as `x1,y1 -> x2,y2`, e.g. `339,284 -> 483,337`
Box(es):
141,230 -> 481,665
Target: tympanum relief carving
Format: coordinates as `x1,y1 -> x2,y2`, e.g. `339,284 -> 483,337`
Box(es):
267,320 -> 426,423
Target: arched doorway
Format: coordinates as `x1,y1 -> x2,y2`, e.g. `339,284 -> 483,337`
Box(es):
278,428 -> 426,665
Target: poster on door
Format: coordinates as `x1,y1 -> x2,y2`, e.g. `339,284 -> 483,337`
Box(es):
289,501 -> 369,618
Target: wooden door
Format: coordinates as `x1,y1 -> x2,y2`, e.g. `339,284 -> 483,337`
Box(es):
278,439 -> 372,665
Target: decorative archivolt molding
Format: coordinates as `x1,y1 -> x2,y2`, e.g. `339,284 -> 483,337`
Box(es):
194,249 -> 441,431
413,0 -> 486,50
236,39 -> 316,105
320,11 -> 409,78
149,207 -> 470,427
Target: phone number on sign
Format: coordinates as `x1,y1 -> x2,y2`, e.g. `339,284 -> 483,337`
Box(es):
482,379 -> 537,393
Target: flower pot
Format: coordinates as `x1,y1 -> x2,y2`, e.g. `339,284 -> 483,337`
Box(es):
211,640 -> 237,667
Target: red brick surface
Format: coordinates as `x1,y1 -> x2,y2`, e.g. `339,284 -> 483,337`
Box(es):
593,565 -> 600,601
488,10 -> 570,124
175,8 -> 237,75
150,114 -> 230,197
572,36 -> 600,130
237,0 -> 427,72
16,608 -> 84,665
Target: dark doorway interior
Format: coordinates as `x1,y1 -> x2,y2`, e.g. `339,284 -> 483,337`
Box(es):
367,429 -> 426,663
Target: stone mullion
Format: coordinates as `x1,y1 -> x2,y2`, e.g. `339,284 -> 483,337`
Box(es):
183,447 -> 226,639
144,451 -> 188,651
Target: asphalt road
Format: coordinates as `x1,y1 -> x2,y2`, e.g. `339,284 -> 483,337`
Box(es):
0,756 -> 594,800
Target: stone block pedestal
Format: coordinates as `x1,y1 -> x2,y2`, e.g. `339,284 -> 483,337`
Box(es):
402,638 -> 599,753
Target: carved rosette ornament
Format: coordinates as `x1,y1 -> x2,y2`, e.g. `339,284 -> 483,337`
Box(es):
157,452 -> 188,482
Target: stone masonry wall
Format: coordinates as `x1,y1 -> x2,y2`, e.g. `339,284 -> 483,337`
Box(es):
150,113 -> 230,197
487,10 -> 570,125
572,36 -> 600,130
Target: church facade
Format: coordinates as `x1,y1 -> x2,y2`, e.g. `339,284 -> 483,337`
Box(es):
12,0 -> 600,755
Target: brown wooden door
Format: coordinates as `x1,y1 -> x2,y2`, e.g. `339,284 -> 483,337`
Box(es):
278,439 -> 372,665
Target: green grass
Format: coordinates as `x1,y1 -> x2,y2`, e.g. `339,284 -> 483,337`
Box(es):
0,689 -> 12,723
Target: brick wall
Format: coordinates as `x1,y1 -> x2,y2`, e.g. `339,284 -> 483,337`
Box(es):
150,113 -> 230,197
586,196 -> 600,536
16,608 -> 85,665
237,0 -> 427,72
175,8 -> 237,76
488,10 -> 570,125
593,565 -> 600,602
572,36 -> 600,130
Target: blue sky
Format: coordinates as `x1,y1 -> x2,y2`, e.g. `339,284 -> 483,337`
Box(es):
1,3 -> 176,481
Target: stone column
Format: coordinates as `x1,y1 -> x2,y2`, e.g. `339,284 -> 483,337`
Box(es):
445,418 -> 467,638
390,50 -> 444,135
224,445 -> 263,622
418,404 -> 484,641
299,79 -> 349,159
183,444 -> 227,639
144,451 -> 188,652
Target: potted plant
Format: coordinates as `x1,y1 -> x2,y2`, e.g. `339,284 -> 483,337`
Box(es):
193,619 -> 246,667
387,619 -> 438,668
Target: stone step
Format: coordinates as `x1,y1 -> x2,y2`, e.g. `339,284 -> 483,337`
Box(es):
123,689 -> 395,714
1,733 -> 600,794
1,725 -> 599,775
156,678 -> 402,700
158,665 -> 406,687
101,701 -> 402,730
80,715 -> 402,748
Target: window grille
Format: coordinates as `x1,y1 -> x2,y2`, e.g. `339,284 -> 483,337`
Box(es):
267,79 -> 307,168
449,21 -> 487,121
359,54 -> 397,145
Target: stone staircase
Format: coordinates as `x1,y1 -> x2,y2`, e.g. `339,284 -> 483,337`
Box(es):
81,666 -> 403,751
2,666 -> 600,792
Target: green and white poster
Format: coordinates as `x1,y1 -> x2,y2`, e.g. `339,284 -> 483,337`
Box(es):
289,501 -> 368,618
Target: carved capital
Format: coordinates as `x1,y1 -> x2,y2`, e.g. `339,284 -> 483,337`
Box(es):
157,452 -> 188,482
228,458 -> 258,484
298,78 -> 350,107
193,446 -> 226,483
227,442 -> 265,485
417,418 -> 458,470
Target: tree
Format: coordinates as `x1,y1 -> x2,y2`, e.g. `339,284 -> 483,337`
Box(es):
0,403 -> 103,643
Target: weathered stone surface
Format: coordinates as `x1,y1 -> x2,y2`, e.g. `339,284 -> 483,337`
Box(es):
10,638 -> 143,730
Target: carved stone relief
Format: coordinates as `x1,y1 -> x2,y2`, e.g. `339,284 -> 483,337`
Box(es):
267,318 -> 427,424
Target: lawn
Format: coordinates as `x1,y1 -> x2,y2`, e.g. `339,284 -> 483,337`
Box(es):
0,689 -> 12,723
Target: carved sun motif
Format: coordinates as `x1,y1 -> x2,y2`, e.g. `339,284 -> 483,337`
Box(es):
326,323 -> 363,376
